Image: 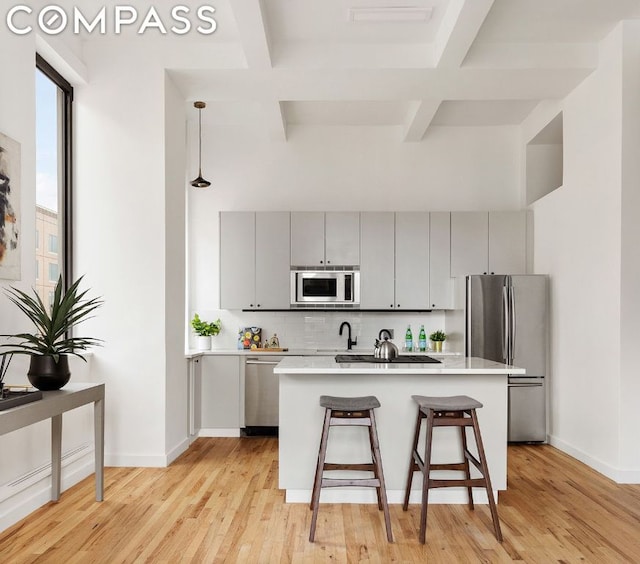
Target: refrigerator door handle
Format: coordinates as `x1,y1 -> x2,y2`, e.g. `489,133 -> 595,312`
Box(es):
509,285 -> 516,365
502,286 -> 509,362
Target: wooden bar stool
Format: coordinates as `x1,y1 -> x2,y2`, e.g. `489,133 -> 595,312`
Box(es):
309,395 -> 393,543
402,395 -> 502,543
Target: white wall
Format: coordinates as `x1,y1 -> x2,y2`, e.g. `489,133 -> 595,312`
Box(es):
619,20 -> 640,473
164,74 -> 189,461
526,22 -> 640,482
0,30 -> 97,531
74,41 -> 187,466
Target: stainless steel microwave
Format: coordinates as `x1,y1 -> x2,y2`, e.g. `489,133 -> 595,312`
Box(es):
290,270 -> 360,306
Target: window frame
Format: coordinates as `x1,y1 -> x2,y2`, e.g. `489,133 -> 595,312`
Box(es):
35,54 -> 73,288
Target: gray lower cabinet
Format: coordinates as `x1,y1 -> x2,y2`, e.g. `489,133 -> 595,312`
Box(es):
199,356 -> 241,432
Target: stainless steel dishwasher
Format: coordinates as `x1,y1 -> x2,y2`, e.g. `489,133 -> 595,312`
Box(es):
244,356 -> 283,436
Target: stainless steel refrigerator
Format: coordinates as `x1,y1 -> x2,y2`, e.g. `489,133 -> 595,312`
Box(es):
465,275 -> 548,442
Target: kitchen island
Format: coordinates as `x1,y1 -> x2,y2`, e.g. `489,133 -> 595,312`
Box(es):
274,355 -> 524,505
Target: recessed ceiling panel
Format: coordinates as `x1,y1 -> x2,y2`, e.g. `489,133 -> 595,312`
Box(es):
476,0 -> 640,43
263,0 -> 449,44
284,101 -> 410,125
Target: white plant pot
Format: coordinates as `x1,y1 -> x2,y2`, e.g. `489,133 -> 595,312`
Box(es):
196,335 -> 212,351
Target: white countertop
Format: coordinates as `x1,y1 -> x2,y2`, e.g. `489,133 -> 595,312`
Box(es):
274,355 -> 525,375
185,348 -> 461,359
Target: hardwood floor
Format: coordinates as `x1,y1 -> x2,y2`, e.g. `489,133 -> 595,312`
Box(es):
1,438 -> 640,563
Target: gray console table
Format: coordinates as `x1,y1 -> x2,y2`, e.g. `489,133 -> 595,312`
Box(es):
0,383 -> 105,502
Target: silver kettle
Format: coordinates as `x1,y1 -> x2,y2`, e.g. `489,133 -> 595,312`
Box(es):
374,337 -> 398,361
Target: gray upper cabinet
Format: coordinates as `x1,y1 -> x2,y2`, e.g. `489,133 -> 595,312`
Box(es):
220,211 -> 291,309
451,211 -> 526,276
256,212 -> 291,308
451,212 -> 489,277
429,212 -> 453,309
325,212 -> 360,265
220,212 -> 255,309
488,211 -> 526,274
291,212 -> 359,266
219,209 -> 525,311
290,212 -> 325,266
395,212 -> 430,309
360,212 -> 395,309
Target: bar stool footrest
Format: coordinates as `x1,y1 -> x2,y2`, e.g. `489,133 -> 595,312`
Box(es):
323,462 -> 375,472
428,478 -> 487,489
322,478 -> 381,488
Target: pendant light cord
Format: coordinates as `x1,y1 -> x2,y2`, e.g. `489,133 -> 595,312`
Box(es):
198,106 -> 203,175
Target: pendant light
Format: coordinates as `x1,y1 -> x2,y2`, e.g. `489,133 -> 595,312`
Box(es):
190,101 -> 211,188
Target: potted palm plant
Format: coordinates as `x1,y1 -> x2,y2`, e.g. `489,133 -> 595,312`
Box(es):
429,330 -> 447,353
0,275 -> 103,390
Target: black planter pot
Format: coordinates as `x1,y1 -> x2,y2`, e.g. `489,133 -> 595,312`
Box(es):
27,355 -> 71,391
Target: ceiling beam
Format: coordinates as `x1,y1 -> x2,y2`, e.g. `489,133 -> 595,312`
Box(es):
171,67 -> 593,102
434,0 -> 494,68
262,101 -> 287,141
229,0 -> 273,69
403,100 -> 441,142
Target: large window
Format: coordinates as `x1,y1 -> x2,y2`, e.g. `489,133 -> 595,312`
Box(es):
35,55 -> 73,308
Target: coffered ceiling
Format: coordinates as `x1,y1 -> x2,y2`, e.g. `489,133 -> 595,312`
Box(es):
167,0 -> 640,140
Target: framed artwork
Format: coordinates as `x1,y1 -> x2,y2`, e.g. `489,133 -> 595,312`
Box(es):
0,131 -> 20,280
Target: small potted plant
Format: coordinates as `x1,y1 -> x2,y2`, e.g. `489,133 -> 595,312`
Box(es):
429,330 -> 447,353
191,314 -> 221,351
0,276 -> 103,390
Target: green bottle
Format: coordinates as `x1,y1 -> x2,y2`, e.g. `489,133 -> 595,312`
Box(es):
405,325 -> 413,352
418,325 -> 427,352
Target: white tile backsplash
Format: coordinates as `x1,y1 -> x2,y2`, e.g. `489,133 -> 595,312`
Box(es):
190,309 -> 457,353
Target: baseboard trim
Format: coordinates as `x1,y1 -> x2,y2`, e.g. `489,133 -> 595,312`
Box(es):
166,438 -> 190,465
549,434 -> 640,484
198,428 -> 241,438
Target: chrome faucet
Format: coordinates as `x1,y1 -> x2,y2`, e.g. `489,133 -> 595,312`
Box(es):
339,321 -> 357,350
